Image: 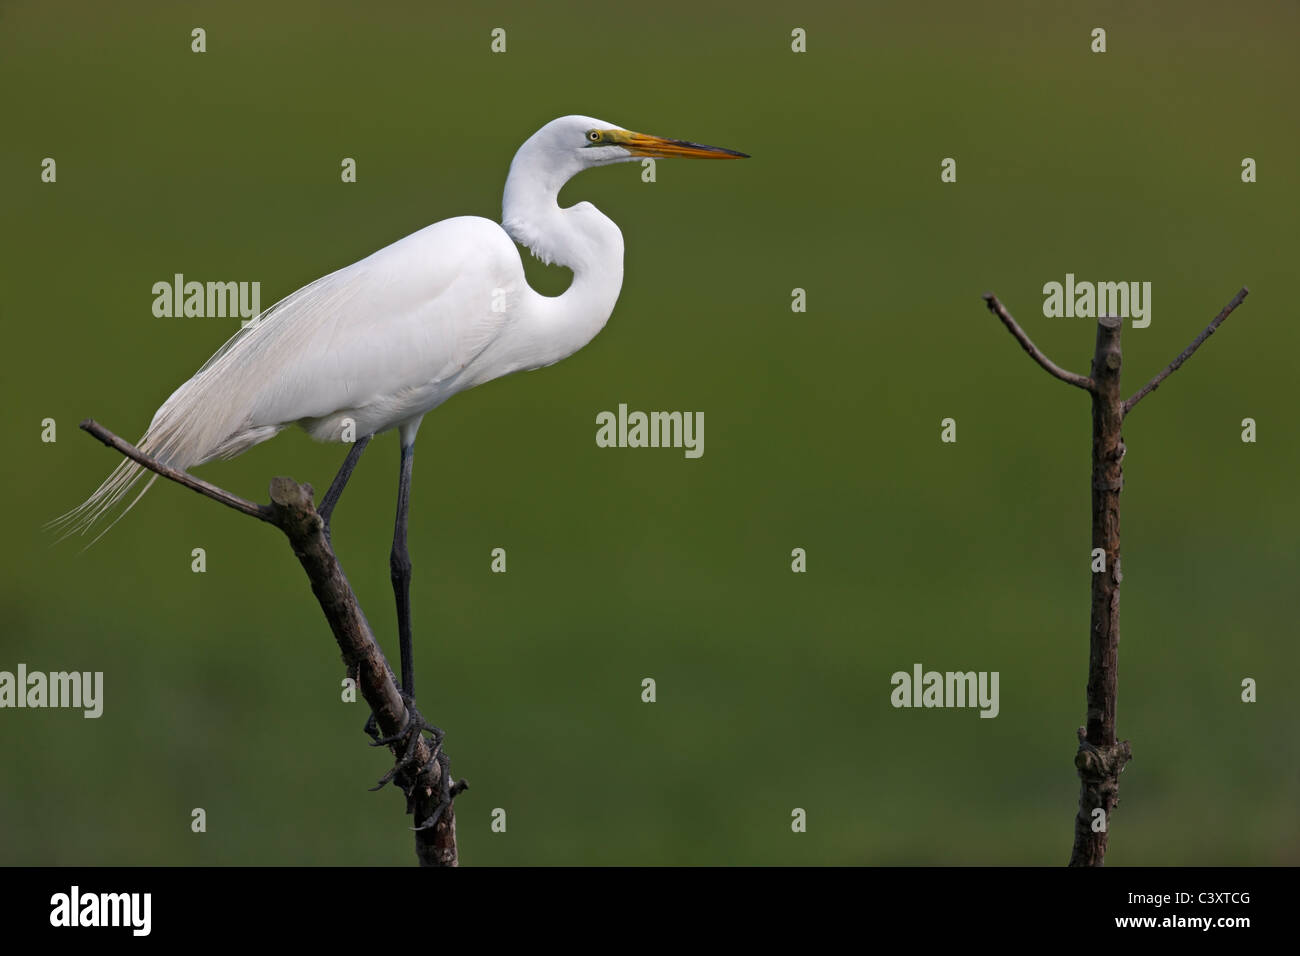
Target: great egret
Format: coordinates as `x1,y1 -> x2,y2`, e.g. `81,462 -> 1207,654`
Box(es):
55,114 -> 747,760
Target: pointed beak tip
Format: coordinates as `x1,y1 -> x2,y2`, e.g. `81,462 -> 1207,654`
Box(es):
621,132 -> 750,160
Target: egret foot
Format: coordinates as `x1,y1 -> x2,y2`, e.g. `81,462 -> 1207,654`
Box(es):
411,751 -> 453,831
366,693 -> 444,793
410,753 -> 470,830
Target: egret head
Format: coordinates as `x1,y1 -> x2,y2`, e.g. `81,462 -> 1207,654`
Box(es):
513,115 -> 747,187
503,115 -> 747,263
572,116 -> 749,167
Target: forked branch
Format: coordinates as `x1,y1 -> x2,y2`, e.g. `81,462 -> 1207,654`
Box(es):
78,419 -> 464,866
981,285 -> 1248,866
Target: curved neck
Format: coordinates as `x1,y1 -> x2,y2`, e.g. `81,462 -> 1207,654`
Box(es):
501,148 -> 625,365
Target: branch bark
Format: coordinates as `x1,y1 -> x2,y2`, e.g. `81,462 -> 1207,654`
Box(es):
983,293 -> 1094,391
984,288 -> 1248,865
1124,287 -> 1249,415
79,419 -> 465,866
1073,316 -> 1132,867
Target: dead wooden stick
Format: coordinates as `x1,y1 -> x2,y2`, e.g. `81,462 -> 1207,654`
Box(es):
79,419 -> 465,866
1124,287 -> 1250,415
982,287 -> 1248,866
1076,315 -> 1130,867
982,294 -> 1094,391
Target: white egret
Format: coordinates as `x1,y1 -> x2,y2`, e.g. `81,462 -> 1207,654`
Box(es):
55,114 -> 747,754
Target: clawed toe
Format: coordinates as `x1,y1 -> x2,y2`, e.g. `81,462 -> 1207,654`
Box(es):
411,752 -> 453,830
366,693 -> 444,792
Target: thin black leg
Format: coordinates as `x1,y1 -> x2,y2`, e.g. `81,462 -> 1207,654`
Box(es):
367,435 -> 449,797
390,441 -> 415,696
319,434 -> 372,535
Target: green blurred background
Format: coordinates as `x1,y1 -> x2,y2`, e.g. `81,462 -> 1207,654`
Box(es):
2,0 -> 1296,864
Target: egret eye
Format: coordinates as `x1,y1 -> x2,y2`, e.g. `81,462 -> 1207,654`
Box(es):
587,130 -> 601,143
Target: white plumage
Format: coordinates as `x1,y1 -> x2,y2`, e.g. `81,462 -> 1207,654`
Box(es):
55,114 -> 746,541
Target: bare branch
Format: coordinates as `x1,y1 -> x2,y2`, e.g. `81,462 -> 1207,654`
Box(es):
79,419 -> 462,865
79,419 -> 273,523
982,288 -> 1250,866
983,293 -> 1094,391
1070,314 -> 1129,866
1123,287 -> 1249,416
267,478 -> 463,866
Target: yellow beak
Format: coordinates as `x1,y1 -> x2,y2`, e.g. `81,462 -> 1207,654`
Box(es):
609,130 -> 749,160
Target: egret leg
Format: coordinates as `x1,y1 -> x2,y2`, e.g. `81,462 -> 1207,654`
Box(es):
319,434 -> 372,537
361,438 -> 453,801
367,441 -> 446,794
391,441 -> 415,697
